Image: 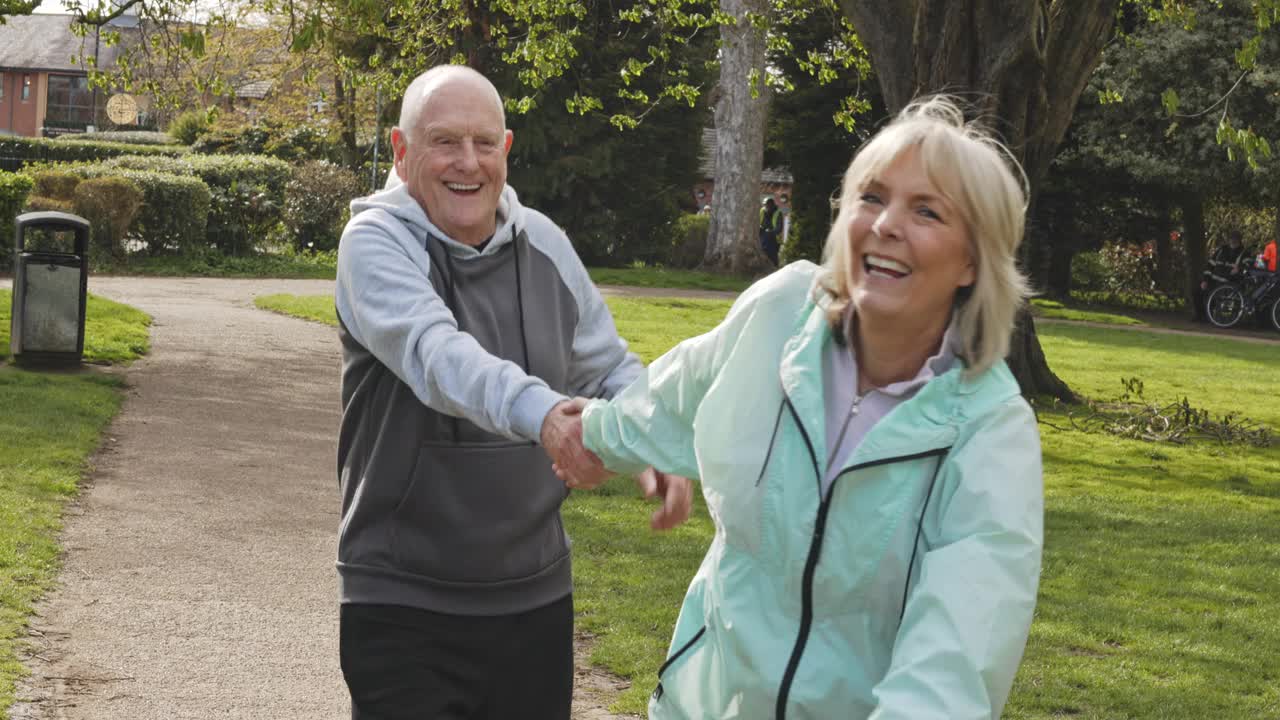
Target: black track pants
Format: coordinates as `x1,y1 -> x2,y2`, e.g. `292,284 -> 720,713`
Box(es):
340,595 -> 574,720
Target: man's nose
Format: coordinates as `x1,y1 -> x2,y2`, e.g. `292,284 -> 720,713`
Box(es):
455,140 -> 481,171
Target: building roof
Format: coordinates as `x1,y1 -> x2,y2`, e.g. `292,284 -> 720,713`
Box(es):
0,14 -> 131,74
235,79 -> 274,99
698,127 -> 794,185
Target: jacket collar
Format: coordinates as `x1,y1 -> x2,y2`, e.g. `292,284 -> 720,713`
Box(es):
779,297 -> 1021,469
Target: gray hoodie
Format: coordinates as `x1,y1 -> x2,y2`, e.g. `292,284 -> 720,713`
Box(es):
334,182 -> 642,616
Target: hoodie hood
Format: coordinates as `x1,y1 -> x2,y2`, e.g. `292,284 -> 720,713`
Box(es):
349,181 -> 525,258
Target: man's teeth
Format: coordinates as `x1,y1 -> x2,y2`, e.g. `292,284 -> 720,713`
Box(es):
446,182 -> 481,191
865,255 -> 910,276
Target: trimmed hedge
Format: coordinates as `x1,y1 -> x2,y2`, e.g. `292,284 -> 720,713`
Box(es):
0,135 -> 186,169
57,131 -> 179,146
1,170 -> 35,269
27,165 -> 211,254
73,176 -> 144,257
102,153 -> 290,254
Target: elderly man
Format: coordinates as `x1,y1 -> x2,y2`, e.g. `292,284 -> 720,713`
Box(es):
334,65 -> 691,719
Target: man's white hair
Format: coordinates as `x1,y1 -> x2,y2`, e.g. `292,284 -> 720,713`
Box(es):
397,65 -> 506,138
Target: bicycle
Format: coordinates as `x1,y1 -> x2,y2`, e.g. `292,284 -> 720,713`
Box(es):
1205,267 -> 1280,330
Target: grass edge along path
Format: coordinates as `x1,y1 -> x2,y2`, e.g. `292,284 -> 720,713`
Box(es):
0,291 -> 150,718
256,293 -> 1280,718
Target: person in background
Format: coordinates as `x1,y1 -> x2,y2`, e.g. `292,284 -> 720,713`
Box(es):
557,95 -> 1044,719
1195,230 -> 1247,321
759,196 -> 782,266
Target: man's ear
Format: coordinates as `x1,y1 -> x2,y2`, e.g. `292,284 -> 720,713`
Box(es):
504,129 -> 514,154
390,127 -> 408,163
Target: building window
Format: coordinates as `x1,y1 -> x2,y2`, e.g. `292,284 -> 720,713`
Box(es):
45,75 -> 95,129
22,74 -> 32,101
0,72 -> 5,100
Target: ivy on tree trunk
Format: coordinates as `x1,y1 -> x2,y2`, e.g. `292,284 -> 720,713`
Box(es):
841,0 -> 1120,400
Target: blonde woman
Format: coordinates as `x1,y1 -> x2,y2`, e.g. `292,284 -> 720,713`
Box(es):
562,96 -> 1043,718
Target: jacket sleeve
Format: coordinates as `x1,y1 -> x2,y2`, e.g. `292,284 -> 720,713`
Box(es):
335,212 -> 566,443
869,397 -> 1044,720
579,273 -> 784,480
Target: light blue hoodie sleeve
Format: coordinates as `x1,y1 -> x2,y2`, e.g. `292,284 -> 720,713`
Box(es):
869,397 -> 1044,720
335,201 -> 565,443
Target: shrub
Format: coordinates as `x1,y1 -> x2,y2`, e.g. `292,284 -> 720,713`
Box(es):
1,170 -> 35,269
71,166 -> 211,254
1071,250 -> 1109,292
263,123 -> 343,163
0,135 -> 185,169
191,124 -> 270,156
779,214 -> 821,266
23,196 -> 76,214
168,110 -> 212,145
283,161 -> 365,251
58,131 -> 179,146
73,177 -> 144,257
188,154 -> 291,255
31,169 -> 82,201
661,213 -> 710,269
101,153 -> 289,255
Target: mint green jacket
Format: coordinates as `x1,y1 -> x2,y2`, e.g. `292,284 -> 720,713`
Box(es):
582,262 -> 1043,719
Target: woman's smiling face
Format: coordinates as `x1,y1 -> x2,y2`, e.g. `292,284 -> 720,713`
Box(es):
844,146 -> 976,334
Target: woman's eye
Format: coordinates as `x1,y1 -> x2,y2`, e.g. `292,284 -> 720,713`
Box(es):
917,206 -> 941,220
859,192 -> 882,204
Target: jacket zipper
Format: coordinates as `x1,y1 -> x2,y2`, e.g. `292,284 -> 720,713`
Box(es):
775,397 -> 950,719
652,626 -> 707,702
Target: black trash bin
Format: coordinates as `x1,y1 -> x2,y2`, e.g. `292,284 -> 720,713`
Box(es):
10,211 -> 91,367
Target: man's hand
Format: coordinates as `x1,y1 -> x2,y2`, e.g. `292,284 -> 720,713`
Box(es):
635,467 -> 694,531
542,398 -> 611,490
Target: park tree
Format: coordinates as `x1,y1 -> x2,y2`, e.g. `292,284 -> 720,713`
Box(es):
701,0 -> 773,273
840,0 -> 1123,399
1067,0 -> 1280,312
766,4 -> 877,265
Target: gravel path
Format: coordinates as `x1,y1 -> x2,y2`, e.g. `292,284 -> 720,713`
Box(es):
6,277 -> 633,720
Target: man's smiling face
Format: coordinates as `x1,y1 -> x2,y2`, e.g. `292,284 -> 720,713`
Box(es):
393,75 -> 513,247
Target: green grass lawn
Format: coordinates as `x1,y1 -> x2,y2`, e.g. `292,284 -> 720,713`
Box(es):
0,291 -> 150,717
1032,297 -> 1143,326
89,251 -> 338,279
257,293 -> 1280,718
587,266 -> 752,293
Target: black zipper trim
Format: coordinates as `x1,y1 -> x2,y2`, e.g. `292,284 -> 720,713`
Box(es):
782,395 -> 821,489
775,445 -> 952,719
652,625 -> 707,702
899,453 -> 948,627
755,399 -> 787,486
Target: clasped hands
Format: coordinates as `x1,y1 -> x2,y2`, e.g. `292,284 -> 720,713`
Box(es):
540,398 -> 692,531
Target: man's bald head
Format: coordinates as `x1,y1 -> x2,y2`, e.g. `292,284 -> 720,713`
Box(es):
397,65 -> 506,139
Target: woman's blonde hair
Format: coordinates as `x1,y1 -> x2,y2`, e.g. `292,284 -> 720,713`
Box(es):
819,95 -> 1032,377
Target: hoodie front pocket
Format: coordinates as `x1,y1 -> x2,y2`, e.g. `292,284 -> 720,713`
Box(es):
391,441 -> 569,584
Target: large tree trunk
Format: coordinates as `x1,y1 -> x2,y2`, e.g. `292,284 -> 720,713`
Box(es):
703,0 -> 773,275
842,0 -> 1119,400
1180,196 -> 1207,317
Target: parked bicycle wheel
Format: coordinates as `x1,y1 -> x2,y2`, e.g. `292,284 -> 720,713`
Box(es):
1206,284 -> 1246,328
1270,295 -> 1280,332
